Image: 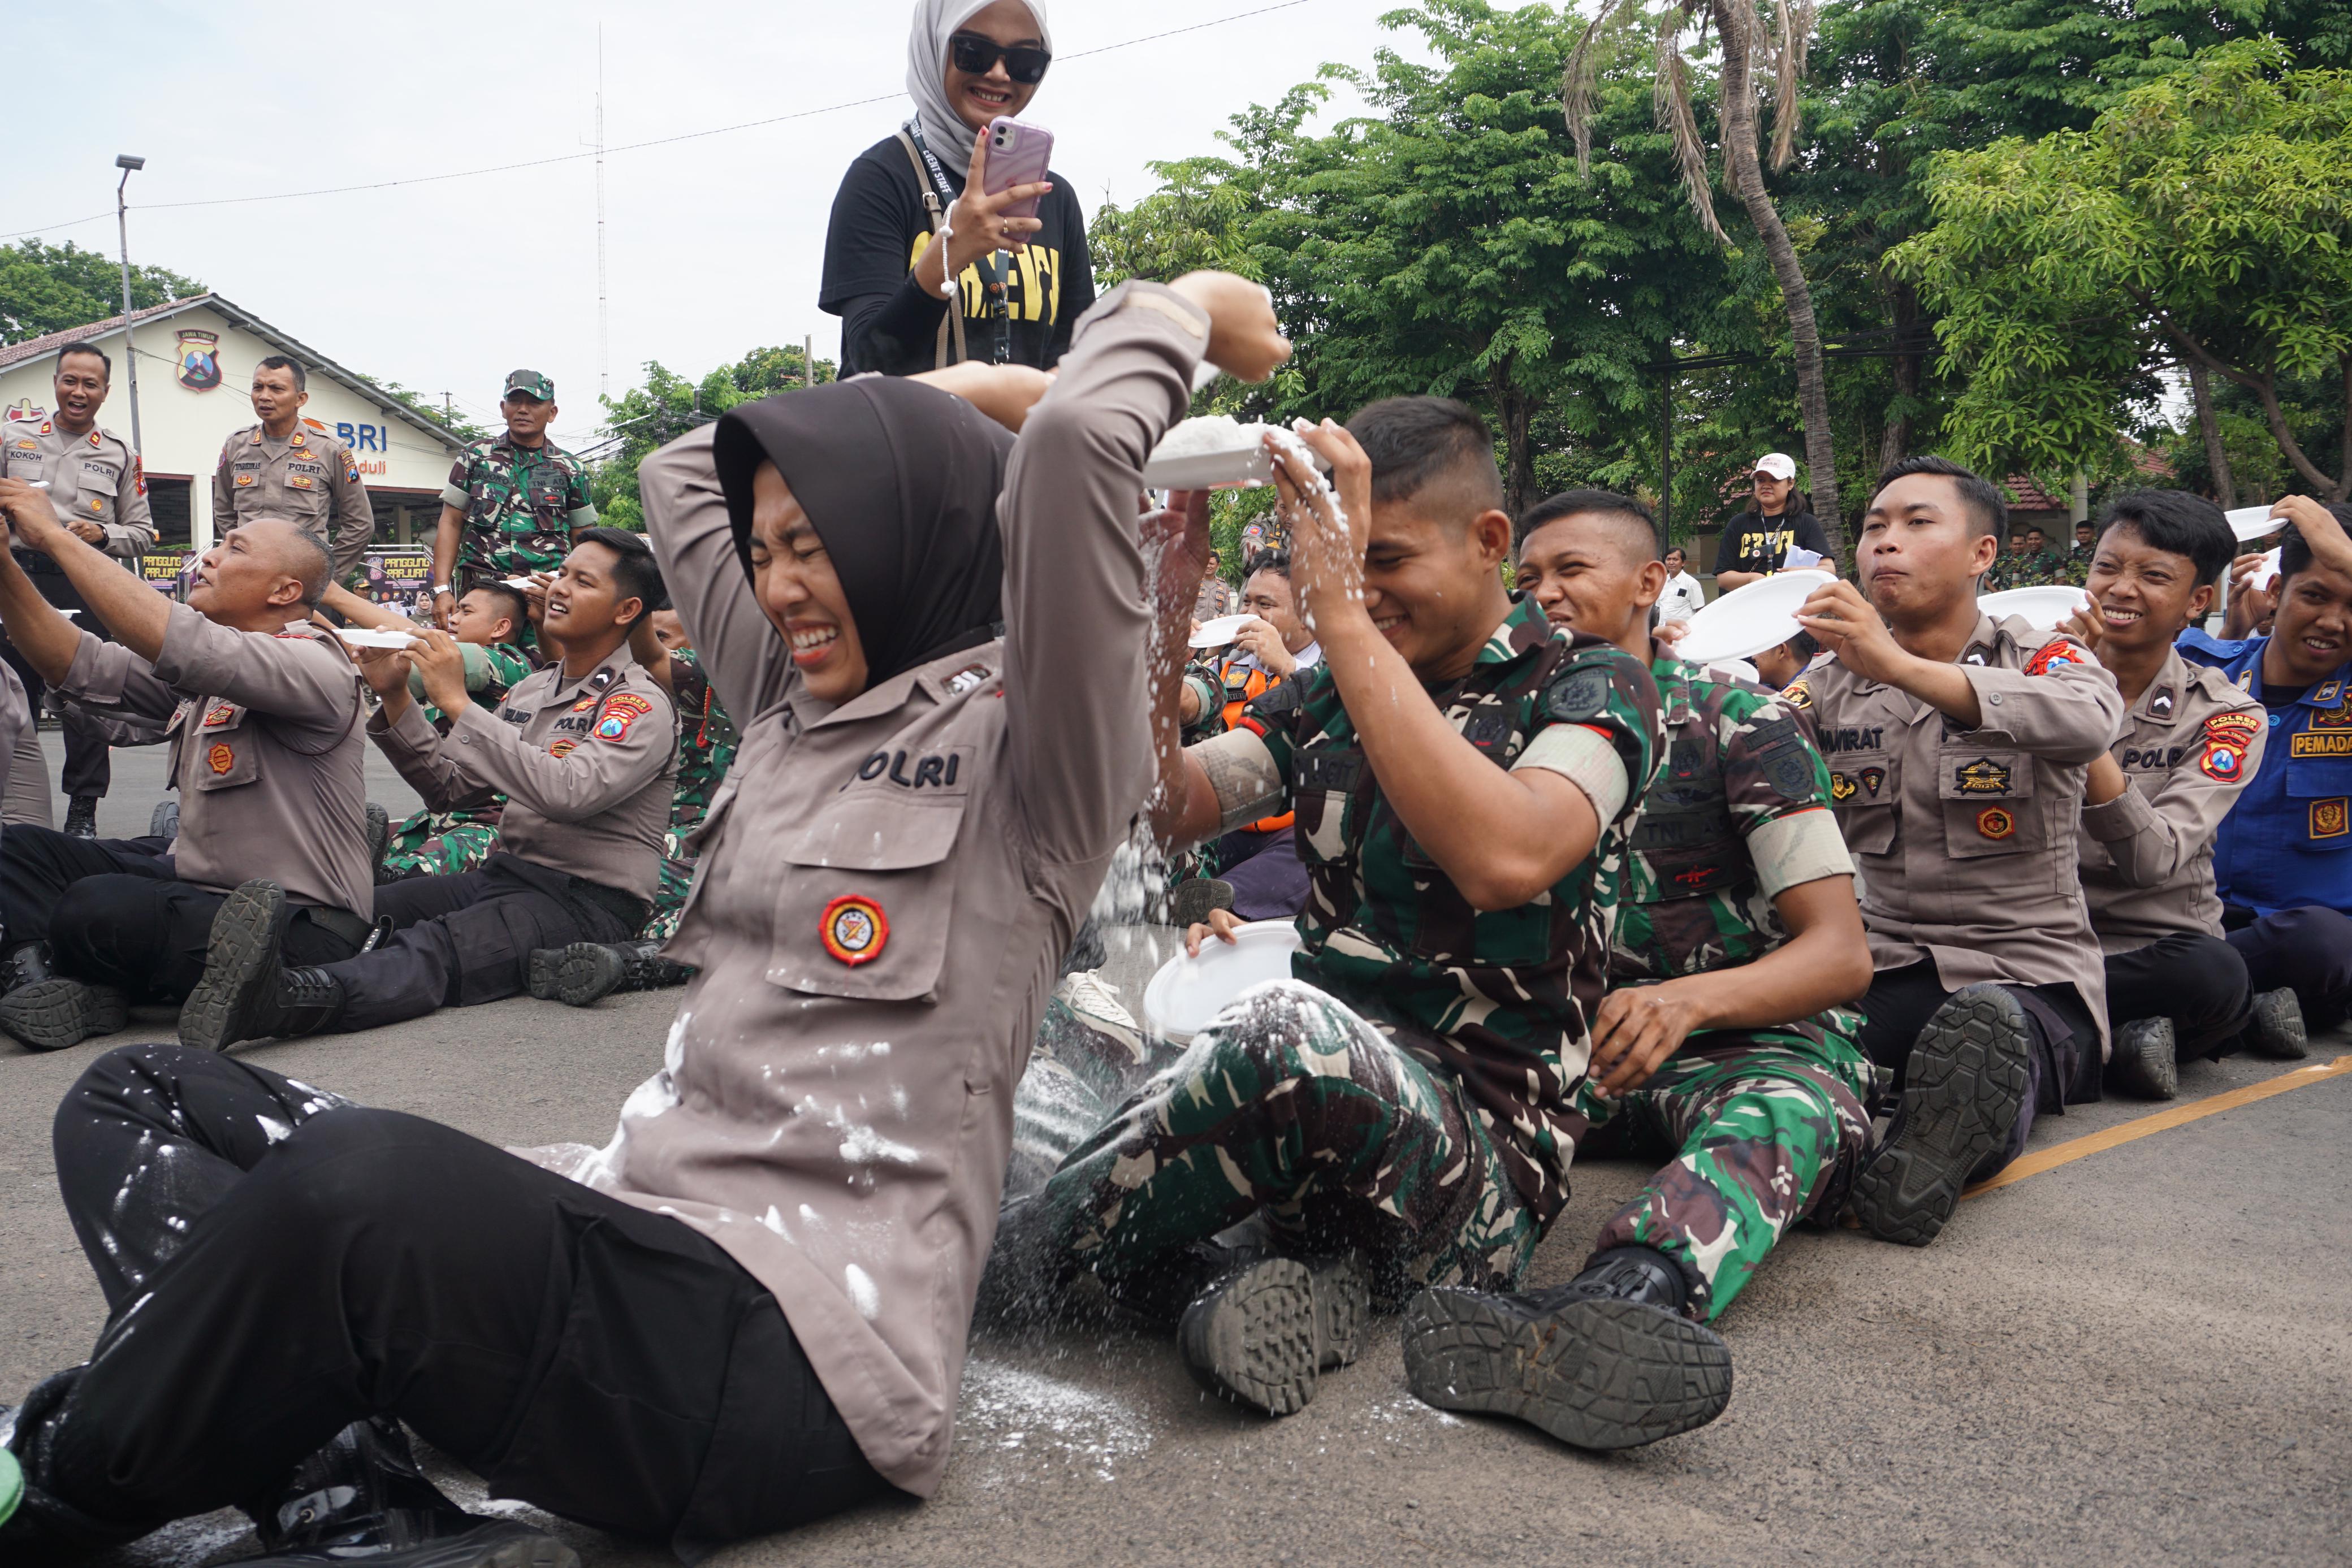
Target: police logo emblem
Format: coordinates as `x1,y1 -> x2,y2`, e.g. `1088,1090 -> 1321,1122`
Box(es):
819,895 -> 889,967
2200,711 -> 2262,779
1976,805 -> 2017,841
1953,757 -> 2013,795
1860,766 -> 1886,799
206,742 -> 235,775
174,329 -> 222,392
2311,798 -> 2350,840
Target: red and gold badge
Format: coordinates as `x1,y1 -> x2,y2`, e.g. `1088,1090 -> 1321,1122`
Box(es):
819,895 -> 889,967
1975,805 -> 2016,841
595,692 -> 654,740
202,703 -> 236,729
2198,712 -> 2260,782
234,473 -> 256,487
207,742 -> 235,775
549,738 -> 578,758
2023,639 -> 2089,677
2311,798 -> 2349,840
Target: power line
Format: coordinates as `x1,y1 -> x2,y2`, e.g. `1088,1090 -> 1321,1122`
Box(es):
0,1 -> 1315,242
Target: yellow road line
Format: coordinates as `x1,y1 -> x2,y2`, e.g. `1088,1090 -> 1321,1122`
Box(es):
1962,1054 -> 2352,1199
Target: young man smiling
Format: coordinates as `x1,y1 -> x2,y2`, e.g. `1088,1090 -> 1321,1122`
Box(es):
991,399 -> 1663,1420
1396,491 -> 1874,1450
2072,491 -> 2293,1098
179,528 -> 677,1049
1792,457 -> 2125,1245
2176,495 -> 2352,1043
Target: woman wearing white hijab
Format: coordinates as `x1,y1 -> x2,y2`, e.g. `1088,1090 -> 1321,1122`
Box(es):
820,0 -> 1095,376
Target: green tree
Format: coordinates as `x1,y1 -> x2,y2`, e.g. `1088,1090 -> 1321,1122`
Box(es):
590,343 -> 835,529
0,240 -> 204,344
359,378 -> 486,444
1893,40 -> 2352,496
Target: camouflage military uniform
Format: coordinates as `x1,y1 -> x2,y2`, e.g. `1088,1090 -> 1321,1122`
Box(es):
379,642 -> 535,881
441,432 -> 599,586
1984,547 -> 2083,592
641,647 -> 738,941
1036,602 -> 1664,1302
1577,658 -> 1883,1322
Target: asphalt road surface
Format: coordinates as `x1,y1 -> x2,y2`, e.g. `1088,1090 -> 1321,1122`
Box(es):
2,743 -> 2346,1566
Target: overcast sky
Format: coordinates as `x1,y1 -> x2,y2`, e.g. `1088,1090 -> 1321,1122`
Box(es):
9,0 -> 1412,448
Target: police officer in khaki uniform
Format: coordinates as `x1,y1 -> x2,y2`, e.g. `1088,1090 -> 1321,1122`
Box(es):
2073,491 -> 2299,1097
210,354 -> 376,588
0,479 -> 373,1053
0,340 -> 156,836
179,527 -> 677,1049
1789,457 -> 2125,1246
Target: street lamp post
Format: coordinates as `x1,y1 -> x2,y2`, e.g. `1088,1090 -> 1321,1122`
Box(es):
113,154 -> 146,456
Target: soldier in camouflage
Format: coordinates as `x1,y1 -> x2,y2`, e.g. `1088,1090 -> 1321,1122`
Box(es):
377,586 -> 535,881
1983,525 -> 2086,592
984,400 -> 1664,1423
429,371 -> 599,625
1398,491 -> 1879,1452
641,631 -> 739,942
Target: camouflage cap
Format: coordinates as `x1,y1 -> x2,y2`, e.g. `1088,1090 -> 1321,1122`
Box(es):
502,369 -> 555,402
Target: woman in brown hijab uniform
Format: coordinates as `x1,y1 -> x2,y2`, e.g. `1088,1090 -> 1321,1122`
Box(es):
0,276 -> 1284,1567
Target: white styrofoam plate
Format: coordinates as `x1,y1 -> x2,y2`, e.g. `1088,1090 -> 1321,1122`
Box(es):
1189,614 -> 1255,649
2225,505 -> 2286,543
1672,569 -> 1835,662
1143,417 -> 1332,491
335,627 -> 421,649
1142,920 -> 1305,1042
1978,584 -> 2091,630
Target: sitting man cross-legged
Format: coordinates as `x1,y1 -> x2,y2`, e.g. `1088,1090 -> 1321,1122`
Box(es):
2073,490 -> 2295,1097
0,479 -> 372,1051
1791,457 -> 2125,1244
1399,491 -> 1875,1450
176,527 -> 677,1049
987,399 -> 1664,1422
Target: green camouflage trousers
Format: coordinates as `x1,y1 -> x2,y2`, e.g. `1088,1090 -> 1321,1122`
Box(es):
380,807 -> 501,882
639,836 -> 697,942
1577,1019 -> 1882,1322
1039,981 -> 1538,1303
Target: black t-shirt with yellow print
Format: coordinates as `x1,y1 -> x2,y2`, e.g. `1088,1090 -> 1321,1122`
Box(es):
820,132 -> 1097,377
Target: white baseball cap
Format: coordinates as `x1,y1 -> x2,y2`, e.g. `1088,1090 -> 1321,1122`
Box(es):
1752,452 -> 1798,480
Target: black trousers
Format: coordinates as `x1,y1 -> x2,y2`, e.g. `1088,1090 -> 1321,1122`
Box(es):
32,1045 -> 892,1556
1857,960 -> 2104,1175
2102,931 -> 2252,1062
0,827 -> 360,1003
2223,904 -> 2352,1032
1,557 -> 111,799
321,852 -> 642,1032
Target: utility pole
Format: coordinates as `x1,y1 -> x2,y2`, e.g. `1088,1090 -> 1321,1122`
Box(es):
596,25 -> 609,402
113,155 -> 147,455
806,332 -> 816,388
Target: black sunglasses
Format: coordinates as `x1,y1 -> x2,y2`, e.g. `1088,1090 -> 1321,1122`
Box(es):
949,32 -> 1050,85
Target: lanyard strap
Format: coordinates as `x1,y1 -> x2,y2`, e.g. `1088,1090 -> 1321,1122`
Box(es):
903,119 -> 1014,366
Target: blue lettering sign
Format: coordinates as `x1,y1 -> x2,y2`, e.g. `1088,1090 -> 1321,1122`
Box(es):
336,421 -> 356,446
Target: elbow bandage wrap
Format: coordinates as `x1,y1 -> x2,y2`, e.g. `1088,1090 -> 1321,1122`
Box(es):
1196,727 -> 1286,834
1512,723 -> 1631,824
1748,808 -> 1855,899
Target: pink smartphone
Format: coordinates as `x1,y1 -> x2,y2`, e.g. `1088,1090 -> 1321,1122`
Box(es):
983,116 -> 1055,227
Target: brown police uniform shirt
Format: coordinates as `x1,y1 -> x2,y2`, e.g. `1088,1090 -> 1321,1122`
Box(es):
0,661 -> 28,823
2078,646 -> 2265,953
370,642 -> 675,901
1795,612 -> 2126,1053
0,419 -> 154,558
512,282 -> 1198,1497
211,423 -> 375,583
57,604 -> 372,917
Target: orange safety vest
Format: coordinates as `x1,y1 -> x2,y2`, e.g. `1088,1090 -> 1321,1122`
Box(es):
1220,657 -> 1296,834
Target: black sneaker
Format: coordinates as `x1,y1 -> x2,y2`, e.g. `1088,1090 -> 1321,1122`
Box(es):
1849,983 -> 2034,1246
1401,1249 -> 1731,1451
1167,878 -> 1235,930
2247,987 -> 2309,1059
61,796 -> 98,840
0,977 -> 129,1052
1178,1253 -> 1368,1416
2107,1016 -> 2178,1100
149,796 -> 180,840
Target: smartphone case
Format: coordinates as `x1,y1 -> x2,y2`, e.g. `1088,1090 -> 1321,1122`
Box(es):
982,117 -> 1055,229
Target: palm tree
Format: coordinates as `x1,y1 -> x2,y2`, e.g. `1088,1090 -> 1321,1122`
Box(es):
1564,0 -> 1846,555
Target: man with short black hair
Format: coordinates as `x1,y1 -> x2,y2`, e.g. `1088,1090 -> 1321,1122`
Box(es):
2074,491 -> 2292,1096
1657,544 -> 1704,624
179,527 -> 677,1048
1792,454 -> 2125,1245
991,397 -> 1666,1424
0,479 -> 371,1051
1714,452 -> 1834,591
0,341 -> 155,837
429,370 -> 599,626
374,585 -> 537,883
211,356 -> 376,590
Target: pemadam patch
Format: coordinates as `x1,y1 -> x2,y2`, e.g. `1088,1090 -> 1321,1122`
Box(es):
206,742 -> 235,775
1975,805 -> 2016,841
2023,639 -> 2090,678
593,692 -> 654,740
2311,799 -> 2350,840
2199,712 -> 2261,781
819,895 -> 889,967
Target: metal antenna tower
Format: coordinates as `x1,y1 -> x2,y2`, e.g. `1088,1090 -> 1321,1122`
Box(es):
596,24 -> 609,401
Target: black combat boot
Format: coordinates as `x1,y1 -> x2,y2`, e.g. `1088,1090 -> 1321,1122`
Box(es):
1178,1251 -> 1370,1417
2107,1016 -> 2179,1100
180,882 -> 347,1051
364,803 -> 391,878
2247,987 -> 2309,1059
1849,982 -> 2035,1246
526,941 -> 691,1008
0,941 -> 131,1054
60,796 -> 98,841
229,1417 -> 577,1567
148,797 -> 180,841
1401,1245 -> 1732,1451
